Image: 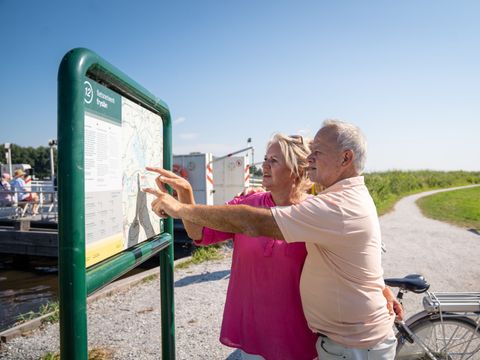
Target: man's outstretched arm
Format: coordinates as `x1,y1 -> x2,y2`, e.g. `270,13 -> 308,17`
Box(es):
182,203 -> 284,239
144,187 -> 285,239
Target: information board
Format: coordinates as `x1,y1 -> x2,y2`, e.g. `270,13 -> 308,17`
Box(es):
83,79 -> 163,267
58,48 -> 175,360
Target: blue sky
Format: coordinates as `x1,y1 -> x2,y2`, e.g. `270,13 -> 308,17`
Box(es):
1,0 -> 479,171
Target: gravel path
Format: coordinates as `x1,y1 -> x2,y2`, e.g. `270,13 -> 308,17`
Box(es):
381,185 -> 480,313
1,186 -> 479,359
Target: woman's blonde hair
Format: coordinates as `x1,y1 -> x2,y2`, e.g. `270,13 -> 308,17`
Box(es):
267,133 -> 312,193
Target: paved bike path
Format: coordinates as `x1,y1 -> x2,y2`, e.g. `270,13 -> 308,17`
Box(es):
380,185 -> 480,312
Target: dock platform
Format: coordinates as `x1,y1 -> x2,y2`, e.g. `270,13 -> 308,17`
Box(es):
0,218 -> 58,257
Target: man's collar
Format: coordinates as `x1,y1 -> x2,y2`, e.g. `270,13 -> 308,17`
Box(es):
322,176 -> 364,193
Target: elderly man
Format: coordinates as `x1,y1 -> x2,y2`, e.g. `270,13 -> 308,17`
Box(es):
146,120 -> 397,360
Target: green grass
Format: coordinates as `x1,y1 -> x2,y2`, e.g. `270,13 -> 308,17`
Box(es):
416,186 -> 480,230
16,301 -> 59,325
140,273 -> 159,283
364,170 -> 480,215
39,353 -> 59,360
175,244 -> 224,269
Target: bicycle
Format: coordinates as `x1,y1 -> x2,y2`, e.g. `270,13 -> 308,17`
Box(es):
385,274 -> 480,360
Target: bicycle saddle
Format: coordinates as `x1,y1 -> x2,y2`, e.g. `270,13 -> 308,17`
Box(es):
384,274 -> 430,293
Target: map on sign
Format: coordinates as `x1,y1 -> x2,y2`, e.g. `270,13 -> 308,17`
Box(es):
121,98 -> 162,249
83,79 -> 163,267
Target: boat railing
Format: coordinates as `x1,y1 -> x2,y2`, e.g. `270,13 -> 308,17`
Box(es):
0,186 -> 58,220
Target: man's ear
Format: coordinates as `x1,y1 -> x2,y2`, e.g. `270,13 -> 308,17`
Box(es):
341,150 -> 354,167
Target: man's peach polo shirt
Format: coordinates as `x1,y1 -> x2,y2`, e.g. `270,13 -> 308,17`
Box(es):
271,176 -> 394,348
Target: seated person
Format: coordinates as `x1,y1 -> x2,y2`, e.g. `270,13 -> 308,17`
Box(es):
10,169 -> 39,215
0,173 -> 13,206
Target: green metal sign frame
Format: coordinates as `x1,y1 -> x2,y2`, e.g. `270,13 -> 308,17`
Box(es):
58,48 -> 175,359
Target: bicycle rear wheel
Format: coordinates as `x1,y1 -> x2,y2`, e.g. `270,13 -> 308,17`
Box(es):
396,314 -> 480,360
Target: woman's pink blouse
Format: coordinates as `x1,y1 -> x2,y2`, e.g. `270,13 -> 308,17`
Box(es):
194,192 -> 317,360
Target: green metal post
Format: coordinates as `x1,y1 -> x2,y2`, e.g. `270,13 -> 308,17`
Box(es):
58,49 -> 89,360
161,112 -> 176,359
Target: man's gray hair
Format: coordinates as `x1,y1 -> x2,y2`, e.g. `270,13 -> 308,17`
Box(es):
322,119 -> 367,173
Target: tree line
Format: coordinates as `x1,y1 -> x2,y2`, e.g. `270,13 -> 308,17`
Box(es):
1,143 -> 57,179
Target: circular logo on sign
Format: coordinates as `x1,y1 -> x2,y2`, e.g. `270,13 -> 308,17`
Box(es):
84,81 -> 93,104
236,159 -> 242,167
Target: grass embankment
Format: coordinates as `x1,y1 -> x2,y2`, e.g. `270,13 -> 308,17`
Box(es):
175,244 -> 224,269
416,186 -> 480,231
15,302 -> 59,324
364,170 -> 480,215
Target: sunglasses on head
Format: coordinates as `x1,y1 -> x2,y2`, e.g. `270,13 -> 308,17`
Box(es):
289,135 -> 304,144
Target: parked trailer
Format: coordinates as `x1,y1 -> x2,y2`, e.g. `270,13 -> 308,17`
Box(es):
172,153 -> 214,205
172,151 -> 253,243
213,155 -> 250,205
172,151 -> 252,206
